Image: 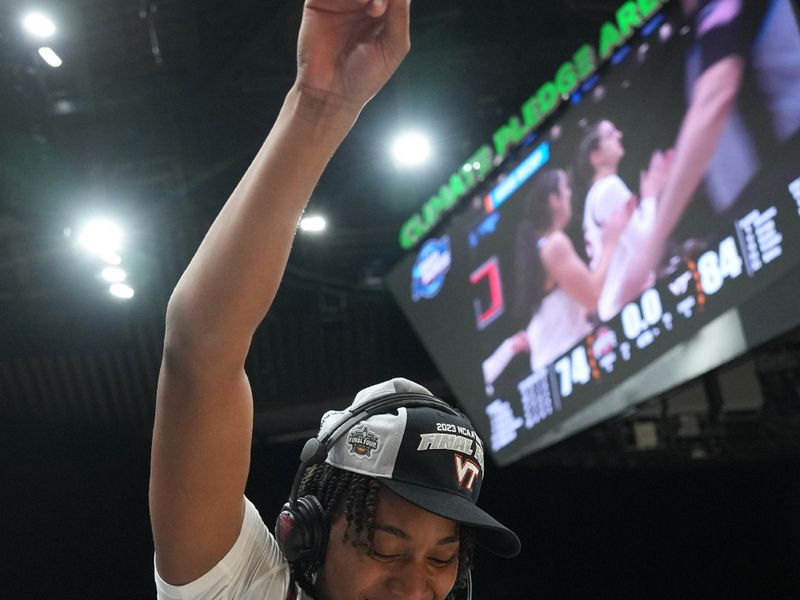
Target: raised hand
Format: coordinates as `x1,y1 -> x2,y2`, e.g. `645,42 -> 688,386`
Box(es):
640,148 -> 674,200
297,0 -> 411,111
600,195 -> 634,247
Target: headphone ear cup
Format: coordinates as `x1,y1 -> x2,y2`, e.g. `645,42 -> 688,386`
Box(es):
275,501 -> 299,560
275,495 -> 328,563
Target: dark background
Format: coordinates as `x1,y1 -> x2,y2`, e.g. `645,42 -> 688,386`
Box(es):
2,0 -> 799,597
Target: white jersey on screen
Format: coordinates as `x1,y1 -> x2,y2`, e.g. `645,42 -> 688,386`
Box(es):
527,237 -> 592,372
583,174 -> 656,322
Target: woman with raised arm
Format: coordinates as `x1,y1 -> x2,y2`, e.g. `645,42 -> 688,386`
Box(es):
150,2 -> 520,599
575,120 -> 670,322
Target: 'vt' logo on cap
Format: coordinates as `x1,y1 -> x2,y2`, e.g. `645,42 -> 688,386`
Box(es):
454,454 -> 480,492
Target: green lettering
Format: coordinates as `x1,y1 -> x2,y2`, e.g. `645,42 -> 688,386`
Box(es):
536,81 -> 558,118
460,165 -> 477,189
555,61 -> 578,96
471,144 -> 493,179
637,0 -> 662,19
521,95 -> 543,131
573,44 -> 597,81
422,187 -> 452,226
400,214 -> 425,249
616,1 -> 642,38
421,204 -> 437,228
492,116 -> 527,160
599,21 -> 623,60
460,144 -> 494,189
448,172 -> 467,202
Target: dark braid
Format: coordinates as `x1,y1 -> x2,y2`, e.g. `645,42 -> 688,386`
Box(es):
343,474 -> 379,547
451,525 -> 475,598
288,463 -> 476,598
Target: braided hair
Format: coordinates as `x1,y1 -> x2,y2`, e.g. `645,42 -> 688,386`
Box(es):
289,462 -> 475,599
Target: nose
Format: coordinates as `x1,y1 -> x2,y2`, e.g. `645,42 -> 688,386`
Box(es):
387,561 -> 432,600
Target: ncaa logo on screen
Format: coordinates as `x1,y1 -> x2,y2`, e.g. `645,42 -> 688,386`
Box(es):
411,236 -> 452,301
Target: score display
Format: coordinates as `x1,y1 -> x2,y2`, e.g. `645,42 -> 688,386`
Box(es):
387,0 -> 800,465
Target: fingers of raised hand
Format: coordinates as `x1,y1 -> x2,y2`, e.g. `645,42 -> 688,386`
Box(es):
649,150 -> 664,171
303,0 -> 409,52
664,148 -> 675,168
366,0 -> 389,18
304,0 -> 386,16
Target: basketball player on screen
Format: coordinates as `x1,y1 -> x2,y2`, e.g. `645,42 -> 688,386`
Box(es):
575,119 -> 672,323
149,2 -> 519,599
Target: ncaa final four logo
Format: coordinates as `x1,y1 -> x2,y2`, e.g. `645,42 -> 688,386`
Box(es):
411,236 -> 452,301
347,425 -> 380,459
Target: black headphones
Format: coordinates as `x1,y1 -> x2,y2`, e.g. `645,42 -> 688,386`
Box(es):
274,391 -> 472,599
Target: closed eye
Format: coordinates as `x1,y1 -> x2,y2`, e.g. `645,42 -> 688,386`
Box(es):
369,550 -> 401,562
429,555 -> 456,567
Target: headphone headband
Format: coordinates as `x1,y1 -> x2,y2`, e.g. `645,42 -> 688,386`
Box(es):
289,392 -> 459,506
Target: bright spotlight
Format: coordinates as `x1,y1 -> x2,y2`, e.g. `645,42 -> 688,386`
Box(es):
77,219 -> 123,257
299,215 -> 327,233
101,267 -> 127,283
109,283 -> 135,300
99,252 -> 122,266
391,132 -> 431,167
38,47 -> 62,68
23,13 -> 56,38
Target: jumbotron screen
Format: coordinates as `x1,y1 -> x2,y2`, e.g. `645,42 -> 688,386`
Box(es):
388,0 -> 800,465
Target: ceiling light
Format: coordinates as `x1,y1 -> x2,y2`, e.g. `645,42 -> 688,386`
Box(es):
101,267 -> 127,283
77,219 -> 123,257
391,132 -> 432,167
38,47 -> 62,68
300,215 -> 327,233
99,252 -> 122,266
23,13 -> 56,38
109,283 -> 135,300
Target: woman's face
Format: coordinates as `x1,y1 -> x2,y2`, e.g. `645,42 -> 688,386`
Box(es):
316,485 -> 460,600
550,171 -> 573,227
593,120 -> 625,168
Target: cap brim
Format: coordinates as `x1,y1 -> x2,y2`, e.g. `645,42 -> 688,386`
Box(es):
381,479 -> 521,558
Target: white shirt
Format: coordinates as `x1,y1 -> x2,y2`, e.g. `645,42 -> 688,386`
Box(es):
583,175 -> 656,321
526,237 -> 592,372
155,498 -> 311,600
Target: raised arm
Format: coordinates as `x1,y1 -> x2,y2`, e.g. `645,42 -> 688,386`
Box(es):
149,0 -> 411,585
619,56 -> 744,305
649,55 -> 743,252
